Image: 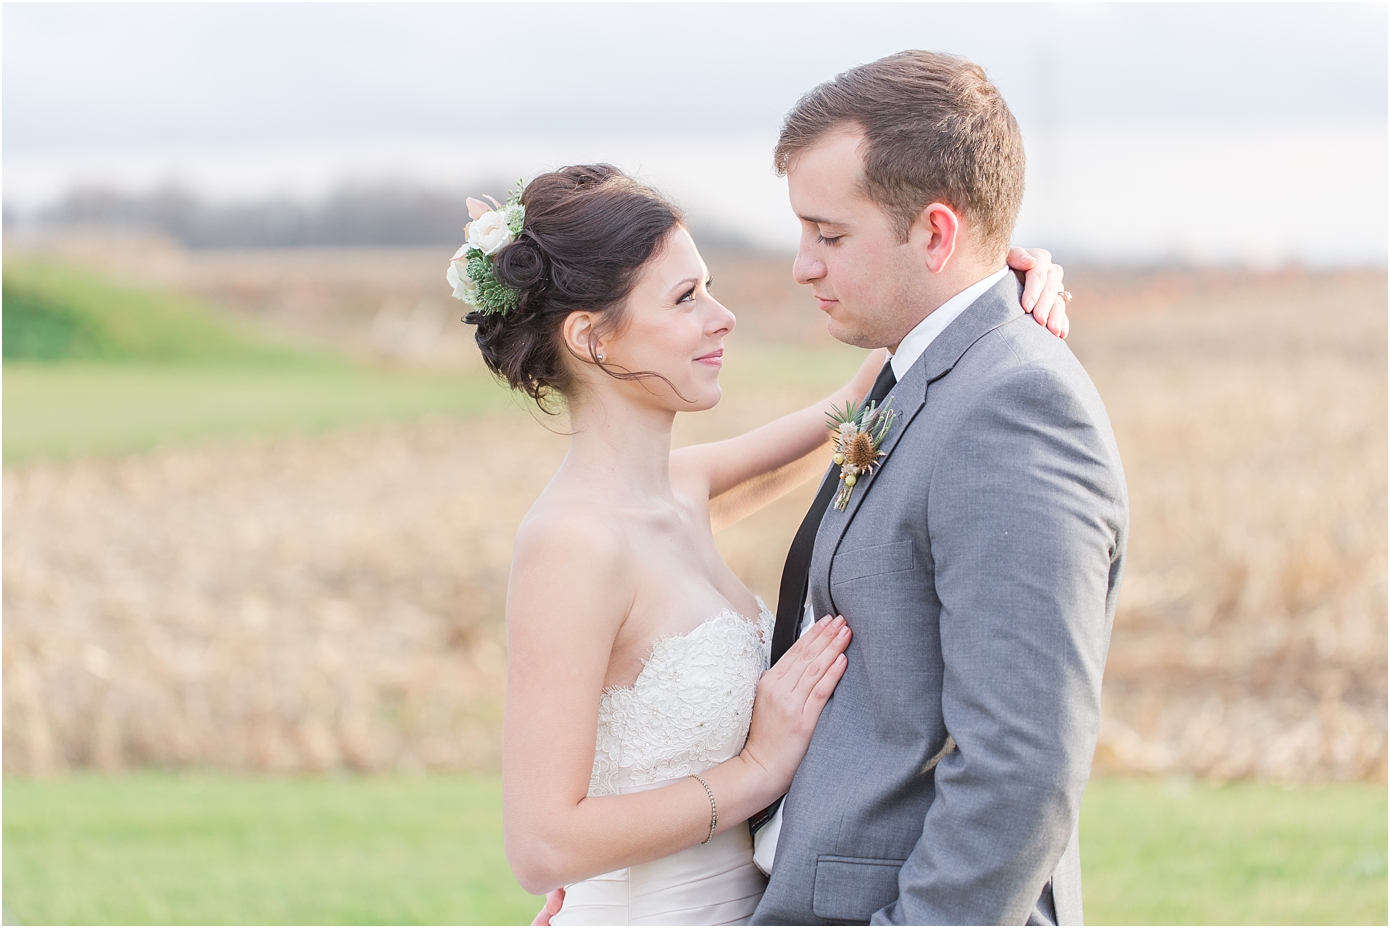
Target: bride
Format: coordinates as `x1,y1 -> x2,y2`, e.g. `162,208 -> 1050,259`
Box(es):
450,165 -> 1068,925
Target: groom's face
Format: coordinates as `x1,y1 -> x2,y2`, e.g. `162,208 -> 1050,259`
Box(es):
786,128 -> 932,351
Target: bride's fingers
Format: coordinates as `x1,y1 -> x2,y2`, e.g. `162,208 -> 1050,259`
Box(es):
769,615 -> 834,679
790,617 -> 846,671
770,616 -> 841,694
806,651 -> 849,711
532,888 -> 564,925
1049,301 -> 1070,339
1029,264 -> 1069,333
1006,244 -> 1037,270
1044,266 -> 1068,336
1028,271 -> 1058,327
789,622 -> 851,707
1015,247 -> 1052,312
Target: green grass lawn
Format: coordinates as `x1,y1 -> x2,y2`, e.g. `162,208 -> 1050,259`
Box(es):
2,258 -> 519,465
3,774 -> 541,926
3,259 -> 302,367
1080,779 -> 1387,925
3,362 -> 509,464
4,774 -> 1384,926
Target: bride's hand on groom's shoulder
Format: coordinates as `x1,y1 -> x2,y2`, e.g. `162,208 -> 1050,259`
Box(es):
1008,246 -> 1071,339
742,615 -> 852,792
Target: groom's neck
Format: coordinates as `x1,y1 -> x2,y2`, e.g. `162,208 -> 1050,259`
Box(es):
889,252 -> 1005,352
931,247 -> 1006,305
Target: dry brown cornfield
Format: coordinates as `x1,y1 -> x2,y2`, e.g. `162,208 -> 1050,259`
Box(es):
4,243 -> 1385,781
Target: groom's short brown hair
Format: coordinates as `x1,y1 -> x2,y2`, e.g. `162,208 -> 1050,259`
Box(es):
774,50 -> 1025,258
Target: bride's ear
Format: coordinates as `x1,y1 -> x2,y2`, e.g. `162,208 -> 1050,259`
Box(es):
562,311 -> 604,363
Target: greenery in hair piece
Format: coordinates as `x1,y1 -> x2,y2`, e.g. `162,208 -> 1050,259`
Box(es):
504,180 -> 525,236
466,252 -> 520,316
446,179 -> 528,316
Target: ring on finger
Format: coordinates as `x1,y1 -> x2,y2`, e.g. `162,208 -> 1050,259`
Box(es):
1058,290 -> 1073,303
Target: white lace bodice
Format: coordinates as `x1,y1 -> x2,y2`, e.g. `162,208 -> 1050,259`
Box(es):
588,598 -> 775,797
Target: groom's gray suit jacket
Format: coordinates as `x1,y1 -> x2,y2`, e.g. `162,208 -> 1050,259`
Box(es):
751,275 -> 1128,926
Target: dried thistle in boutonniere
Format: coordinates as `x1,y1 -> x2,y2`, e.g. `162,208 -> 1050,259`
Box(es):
826,396 -> 897,510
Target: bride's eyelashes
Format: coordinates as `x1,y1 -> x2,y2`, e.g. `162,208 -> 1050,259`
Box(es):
816,232 -> 843,246
676,278 -> 714,305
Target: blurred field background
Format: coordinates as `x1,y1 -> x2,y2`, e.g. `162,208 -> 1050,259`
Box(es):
5,4 -> 1386,926
3,238 -> 1385,924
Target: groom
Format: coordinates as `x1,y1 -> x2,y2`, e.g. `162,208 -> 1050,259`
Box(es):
749,51 -> 1128,925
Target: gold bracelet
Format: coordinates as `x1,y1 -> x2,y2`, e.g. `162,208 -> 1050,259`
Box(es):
690,773 -> 717,844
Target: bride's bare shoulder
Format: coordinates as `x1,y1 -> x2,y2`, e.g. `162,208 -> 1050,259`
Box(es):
507,501 -> 634,689
516,497 -> 625,550
511,500 -> 636,604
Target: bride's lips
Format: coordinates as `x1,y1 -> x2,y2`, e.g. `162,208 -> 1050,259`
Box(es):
694,349 -> 724,367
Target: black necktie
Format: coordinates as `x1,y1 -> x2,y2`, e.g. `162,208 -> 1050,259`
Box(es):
768,359 -> 897,666
749,359 -> 897,837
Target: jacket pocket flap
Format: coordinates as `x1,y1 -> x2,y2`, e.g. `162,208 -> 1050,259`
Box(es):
830,538 -> 916,585
812,855 -> 905,921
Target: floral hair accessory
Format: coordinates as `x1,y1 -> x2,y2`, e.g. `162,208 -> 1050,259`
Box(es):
448,181 -> 526,315
827,396 -> 897,510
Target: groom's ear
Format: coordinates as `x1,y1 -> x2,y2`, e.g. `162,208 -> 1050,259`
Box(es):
910,202 -> 961,275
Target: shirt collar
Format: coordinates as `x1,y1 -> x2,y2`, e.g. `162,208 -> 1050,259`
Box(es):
889,266 -> 1011,382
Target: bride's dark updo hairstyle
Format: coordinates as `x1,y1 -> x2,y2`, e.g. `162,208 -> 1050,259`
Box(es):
466,164 -> 684,408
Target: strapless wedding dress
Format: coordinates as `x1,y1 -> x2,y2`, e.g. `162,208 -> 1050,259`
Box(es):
550,600 -> 774,926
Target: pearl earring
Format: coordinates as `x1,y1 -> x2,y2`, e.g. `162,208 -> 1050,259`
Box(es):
596,352 -> 605,362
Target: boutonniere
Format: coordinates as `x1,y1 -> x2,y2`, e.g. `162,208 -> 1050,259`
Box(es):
827,396 -> 897,510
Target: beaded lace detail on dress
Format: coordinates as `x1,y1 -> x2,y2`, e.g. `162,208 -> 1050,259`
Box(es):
588,598 -> 775,797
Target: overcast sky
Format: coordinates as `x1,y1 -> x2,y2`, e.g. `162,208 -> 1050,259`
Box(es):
7,2 -> 1385,150
5,2 -> 1386,263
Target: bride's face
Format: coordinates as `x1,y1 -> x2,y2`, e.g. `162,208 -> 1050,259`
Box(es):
585,226 -> 735,412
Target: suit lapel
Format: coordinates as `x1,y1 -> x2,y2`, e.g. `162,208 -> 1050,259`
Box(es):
821,273 -> 1027,549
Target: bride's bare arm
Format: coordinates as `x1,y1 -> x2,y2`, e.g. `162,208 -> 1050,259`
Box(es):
672,348 -> 886,532
503,508 -> 852,894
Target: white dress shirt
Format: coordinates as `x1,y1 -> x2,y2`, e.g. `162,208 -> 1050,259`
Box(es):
752,265 -> 1011,875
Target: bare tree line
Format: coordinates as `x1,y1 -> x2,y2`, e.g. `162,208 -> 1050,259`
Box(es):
8,182 -> 758,251
14,182 -> 495,249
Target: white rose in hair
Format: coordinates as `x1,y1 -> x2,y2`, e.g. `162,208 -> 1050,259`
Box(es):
447,260 -> 479,305
467,210 -> 514,256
